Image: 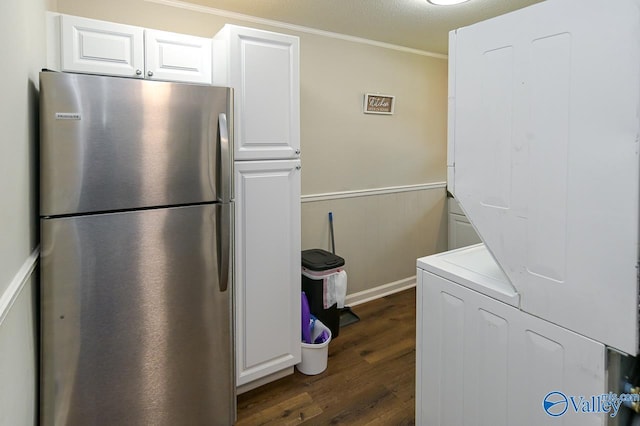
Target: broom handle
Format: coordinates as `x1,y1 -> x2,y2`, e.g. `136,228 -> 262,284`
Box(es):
329,212 -> 336,254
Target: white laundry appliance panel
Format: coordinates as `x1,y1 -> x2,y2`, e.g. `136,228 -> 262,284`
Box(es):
417,249 -> 606,426
421,243 -> 518,307
448,0 -> 640,355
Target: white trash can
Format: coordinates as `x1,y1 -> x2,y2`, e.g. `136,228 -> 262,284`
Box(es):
296,320 -> 332,375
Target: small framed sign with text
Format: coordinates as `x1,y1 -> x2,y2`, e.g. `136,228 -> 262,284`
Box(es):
363,93 -> 395,115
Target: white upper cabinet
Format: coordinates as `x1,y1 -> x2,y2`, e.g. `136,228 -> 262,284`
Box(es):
213,25 -> 300,160
144,29 -> 212,84
59,14 -> 144,78
51,14 -> 212,84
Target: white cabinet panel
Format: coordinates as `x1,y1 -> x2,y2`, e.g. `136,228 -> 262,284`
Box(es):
145,29 -> 212,84
60,15 -> 144,78
448,198 -> 481,250
474,309 -> 509,426
417,268 -> 606,426
214,25 -> 300,160
235,160 -> 301,386
434,290 -> 465,426
448,215 -> 480,249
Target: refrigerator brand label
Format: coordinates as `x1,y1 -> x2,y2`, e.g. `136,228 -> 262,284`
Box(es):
55,113 -> 82,120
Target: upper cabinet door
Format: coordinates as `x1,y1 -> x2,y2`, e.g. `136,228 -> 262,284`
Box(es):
214,25 -> 300,161
54,14 -> 213,84
60,15 -> 144,78
144,29 -> 212,84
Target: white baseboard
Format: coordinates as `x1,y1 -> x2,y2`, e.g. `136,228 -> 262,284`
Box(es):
345,276 -> 416,307
0,247 -> 39,326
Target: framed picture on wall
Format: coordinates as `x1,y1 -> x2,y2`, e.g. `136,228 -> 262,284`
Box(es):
363,93 -> 395,115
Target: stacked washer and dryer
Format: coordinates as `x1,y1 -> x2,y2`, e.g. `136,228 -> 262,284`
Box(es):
416,1 -> 640,425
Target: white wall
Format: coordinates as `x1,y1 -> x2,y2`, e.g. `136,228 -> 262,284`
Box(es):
0,0 -> 42,295
0,0 -> 46,424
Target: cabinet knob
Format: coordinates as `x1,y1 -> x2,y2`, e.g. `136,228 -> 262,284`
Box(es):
296,164 -> 301,170
295,149 -> 301,155
135,69 -> 142,76
147,71 -> 154,77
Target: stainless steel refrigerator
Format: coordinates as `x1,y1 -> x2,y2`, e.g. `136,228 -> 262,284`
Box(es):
39,71 -> 235,425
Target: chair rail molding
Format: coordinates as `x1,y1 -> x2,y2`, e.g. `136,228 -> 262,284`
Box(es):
0,247 -> 39,325
301,182 -> 446,203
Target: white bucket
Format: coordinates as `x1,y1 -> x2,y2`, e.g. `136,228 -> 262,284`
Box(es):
296,320 -> 332,375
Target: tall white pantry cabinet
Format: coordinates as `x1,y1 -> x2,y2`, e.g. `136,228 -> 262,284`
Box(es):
213,25 -> 302,389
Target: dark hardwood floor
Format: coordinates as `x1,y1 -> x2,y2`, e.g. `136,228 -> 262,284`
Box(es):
236,288 -> 416,425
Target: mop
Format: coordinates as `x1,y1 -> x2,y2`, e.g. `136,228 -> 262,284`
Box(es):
329,211 -> 360,327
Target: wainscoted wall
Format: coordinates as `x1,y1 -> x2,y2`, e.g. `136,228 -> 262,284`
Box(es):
0,0 -> 46,424
302,185 -> 448,300
0,273 -> 38,426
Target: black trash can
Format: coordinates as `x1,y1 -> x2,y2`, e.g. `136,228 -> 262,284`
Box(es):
301,249 -> 345,339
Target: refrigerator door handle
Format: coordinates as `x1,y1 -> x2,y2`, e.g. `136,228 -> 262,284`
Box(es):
218,113 -> 232,203
217,203 -> 233,292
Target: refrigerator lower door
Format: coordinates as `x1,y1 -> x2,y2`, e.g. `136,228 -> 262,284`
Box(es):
40,204 -> 234,426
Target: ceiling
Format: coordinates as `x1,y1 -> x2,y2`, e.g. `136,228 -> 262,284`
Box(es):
181,0 -> 544,54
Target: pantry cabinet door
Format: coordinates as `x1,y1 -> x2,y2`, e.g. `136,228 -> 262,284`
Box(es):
145,29 -> 212,84
234,160 -> 301,386
60,15 -> 144,78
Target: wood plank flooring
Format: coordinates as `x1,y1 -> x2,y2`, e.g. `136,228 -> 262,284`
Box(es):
236,288 -> 416,425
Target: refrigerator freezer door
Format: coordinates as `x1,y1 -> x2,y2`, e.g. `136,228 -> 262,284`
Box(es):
449,0 -> 640,354
40,204 -> 234,426
40,72 -> 233,216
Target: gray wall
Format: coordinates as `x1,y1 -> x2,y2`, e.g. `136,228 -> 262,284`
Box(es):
0,0 -> 46,424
